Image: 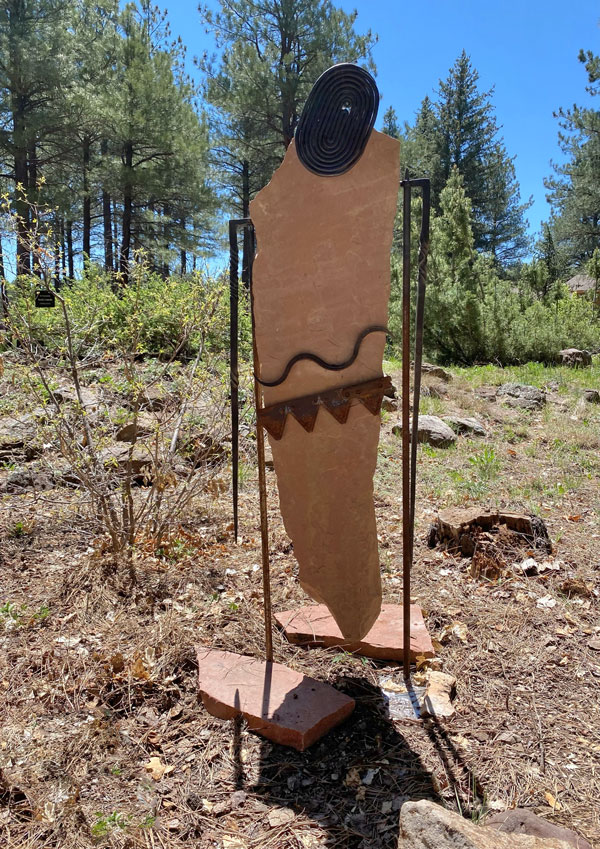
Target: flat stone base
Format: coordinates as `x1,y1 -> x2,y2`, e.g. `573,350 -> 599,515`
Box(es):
196,648 -> 355,751
275,603 -> 434,661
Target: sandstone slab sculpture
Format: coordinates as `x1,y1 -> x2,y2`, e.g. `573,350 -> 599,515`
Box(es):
196,648 -> 354,751
250,129 -> 400,641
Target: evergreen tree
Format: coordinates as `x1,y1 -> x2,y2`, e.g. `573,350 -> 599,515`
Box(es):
0,0 -> 75,274
586,247 -> 600,316
405,96 -> 444,203
381,106 -> 400,139
425,168 -> 484,363
198,0 -> 377,221
478,142 -> 531,264
435,51 -> 530,261
546,48 -> 600,267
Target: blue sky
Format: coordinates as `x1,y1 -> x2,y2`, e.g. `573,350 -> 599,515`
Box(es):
166,0 -> 600,246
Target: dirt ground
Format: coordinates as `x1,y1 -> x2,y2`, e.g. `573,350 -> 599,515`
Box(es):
1,357 -> 599,848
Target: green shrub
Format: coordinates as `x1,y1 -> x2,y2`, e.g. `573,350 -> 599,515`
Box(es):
3,264 -> 230,360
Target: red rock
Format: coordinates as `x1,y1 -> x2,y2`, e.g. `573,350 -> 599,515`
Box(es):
196,648 -> 354,751
275,603 -> 434,661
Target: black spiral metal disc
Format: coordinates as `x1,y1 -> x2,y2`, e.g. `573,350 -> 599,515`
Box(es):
295,63 -> 379,177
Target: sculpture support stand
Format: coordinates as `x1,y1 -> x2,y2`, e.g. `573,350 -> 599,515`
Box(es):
400,175 -> 431,679
229,218 -> 273,661
196,222 -> 355,752
229,176 -> 430,683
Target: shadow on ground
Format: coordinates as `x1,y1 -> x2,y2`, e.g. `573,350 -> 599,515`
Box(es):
241,677 -> 439,848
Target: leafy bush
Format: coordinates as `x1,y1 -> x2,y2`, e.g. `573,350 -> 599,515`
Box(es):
3,263 -> 231,360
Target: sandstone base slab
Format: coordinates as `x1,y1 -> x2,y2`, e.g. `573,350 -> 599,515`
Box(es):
275,603 -> 434,661
398,800 -> 574,848
196,648 -> 354,751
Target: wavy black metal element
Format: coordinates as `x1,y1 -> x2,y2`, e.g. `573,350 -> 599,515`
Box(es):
255,325 -> 388,387
295,63 -> 379,176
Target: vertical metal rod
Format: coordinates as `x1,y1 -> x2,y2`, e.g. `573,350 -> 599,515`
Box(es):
401,171 -> 412,680
229,219 -> 272,662
229,221 -> 240,543
247,225 -> 274,663
409,180 -> 430,569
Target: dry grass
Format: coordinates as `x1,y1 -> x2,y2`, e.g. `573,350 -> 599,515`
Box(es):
1,359 -> 599,848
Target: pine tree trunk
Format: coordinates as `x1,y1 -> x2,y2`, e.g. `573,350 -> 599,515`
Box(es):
101,140 -> 113,272
13,103 -> 30,276
66,221 -> 74,280
28,140 -> 42,277
61,218 -> 66,281
242,159 -> 251,287
0,234 -> 8,317
54,225 -> 61,288
162,202 -> 170,279
82,136 -> 91,266
112,199 -> 119,267
180,216 -> 187,275
119,142 -> 134,285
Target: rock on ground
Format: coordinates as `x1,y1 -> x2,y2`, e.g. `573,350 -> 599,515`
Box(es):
583,389 -> 600,404
392,415 -> 456,448
422,382 -> 448,399
486,809 -> 592,849
497,383 -> 546,410
398,800 -> 574,848
422,363 -> 453,382
558,348 -> 592,368
421,671 -> 456,719
443,415 -> 487,436
0,414 -> 41,461
52,385 -> 101,409
99,442 -> 154,477
115,412 -> 156,442
0,466 -> 54,494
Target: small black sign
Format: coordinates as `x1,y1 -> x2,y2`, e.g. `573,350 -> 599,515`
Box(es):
35,290 -> 56,308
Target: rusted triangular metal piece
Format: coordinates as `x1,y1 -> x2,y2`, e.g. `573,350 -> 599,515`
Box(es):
258,376 -> 394,441
360,394 -> 383,415
291,405 -> 320,434
258,405 -> 288,440
323,397 -> 352,424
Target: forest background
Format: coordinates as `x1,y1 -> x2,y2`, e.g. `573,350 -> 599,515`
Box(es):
1,0 -> 600,365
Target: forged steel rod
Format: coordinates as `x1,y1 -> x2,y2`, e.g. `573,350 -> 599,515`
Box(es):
400,171 -> 412,680
229,218 -> 273,661
248,221 -> 274,663
398,176 -> 431,683
408,179 -> 431,575
229,218 -> 256,543
228,220 -> 241,542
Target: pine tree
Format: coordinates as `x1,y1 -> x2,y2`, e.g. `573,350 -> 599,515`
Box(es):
0,0 -> 76,274
478,142 -> 531,264
405,96 -> 445,203
434,51 -> 530,261
381,106 -> 400,139
198,0 -> 377,223
546,48 -> 600,267
425,168 -> 484,363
